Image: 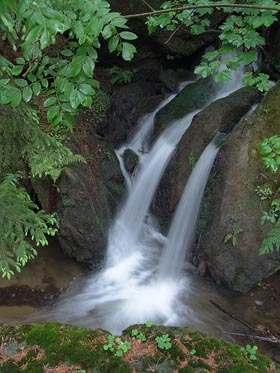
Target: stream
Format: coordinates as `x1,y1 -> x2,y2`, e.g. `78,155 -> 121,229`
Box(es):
0,61 -> 279,363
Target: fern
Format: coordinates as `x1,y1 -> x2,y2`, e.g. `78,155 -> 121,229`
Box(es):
0,104 -> 85,182
0,104 -> 85,277
259,224 -> 280,255
0,173 -> 58,279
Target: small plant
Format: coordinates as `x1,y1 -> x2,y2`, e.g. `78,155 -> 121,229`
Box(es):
103,335 -> 115,352
190,348 -> 196,355
240,344 -> 258,361
131,329 -> 147,342
260,135 -> 280,173
224,223 -> 243,246
155,334 -> 172,350
103,335 -> 131,357
188,152 -> 196,169
145,321 -> 153,328
109,66 -> 137,85
115,339 -> 131,357
255,185 -> 273,201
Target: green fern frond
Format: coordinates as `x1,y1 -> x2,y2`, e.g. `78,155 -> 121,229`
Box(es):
259,226 -> 280,255
0,173 -> 58,278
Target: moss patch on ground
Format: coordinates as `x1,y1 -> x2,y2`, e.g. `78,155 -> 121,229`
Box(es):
0,323 -> 278,372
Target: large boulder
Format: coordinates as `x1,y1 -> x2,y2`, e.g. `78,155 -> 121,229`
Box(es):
152,86 -> 260,232
195,82 -> 280,292
57,109 -> 125,263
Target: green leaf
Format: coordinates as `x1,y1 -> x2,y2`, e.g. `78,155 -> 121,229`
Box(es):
47,106 -> 60,121
87,17 -> 103,37
16,57 -> 25,65
10,89 -> 22,108
15,79 -> 28,87
40,28 -> 50,49
121,42 -> 136,61
108,35 -> 119,53
119,31 -> 137,40
82,57 -> 95,78
61,49 -> 73,57
11,65 -> 24,76
79,84 -> 95,96
0,79 -> 10,88
68,60 -> 82,77
23,86 -> 32,102
32,82 -> 41,96
44,97 -> 57,107
70,89 -> 80,109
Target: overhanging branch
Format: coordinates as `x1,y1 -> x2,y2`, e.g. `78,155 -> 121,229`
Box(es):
124,3 -> 280,19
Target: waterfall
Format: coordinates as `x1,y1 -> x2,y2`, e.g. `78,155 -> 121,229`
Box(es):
158,133 -> 225,280
106,111 -> 198,267
51,61 -> 246,334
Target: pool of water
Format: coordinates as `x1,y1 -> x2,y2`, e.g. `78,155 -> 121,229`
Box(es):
0,240 -> 279,362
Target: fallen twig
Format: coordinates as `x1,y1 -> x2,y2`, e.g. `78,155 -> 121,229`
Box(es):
223,332 -> 280,344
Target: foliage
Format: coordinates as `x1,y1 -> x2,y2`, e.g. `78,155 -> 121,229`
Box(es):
240,344 -> 258,361
155,334 -> 172,350
145,0 -> 280,91
0,0 -> 137,277
0,104 -> 85,277
0,0 -> 137,131
260,135 -> 280,173
131,328 -> 147,342
109,66 -> 137,85
103,335 -> 132,357
224,223 -> 243,246
260,225 -> 280,254
0,173 -> 57,279
258,135 -> 280,255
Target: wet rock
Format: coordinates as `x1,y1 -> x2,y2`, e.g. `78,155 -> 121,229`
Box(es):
159,68 -> 179,92
153,77 -> 217,139
100,81 -> 164,146
57,109 -> 126,264
123,149 -> 139,175
152,86 -> 260,233
195,82 -> 280,292
0,284 -> 59,306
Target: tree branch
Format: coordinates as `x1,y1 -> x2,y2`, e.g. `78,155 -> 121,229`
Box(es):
141,0 -> 155,12
124,3 -> 280,19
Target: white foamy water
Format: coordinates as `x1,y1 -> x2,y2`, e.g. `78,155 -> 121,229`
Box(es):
158,133 -> 225,280
51,62 -> 247,334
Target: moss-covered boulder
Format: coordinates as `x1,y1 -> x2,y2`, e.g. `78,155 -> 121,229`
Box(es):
195,82 -> 280,292
152,86 -> 260,233
0,323 -> 277,372
153,77 -> 217,140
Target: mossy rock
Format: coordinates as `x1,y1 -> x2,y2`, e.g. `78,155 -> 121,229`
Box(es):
153,77 -> 216,139
198,81 -> 280,291
0,323 -> 276,372
152,86 -> 260,234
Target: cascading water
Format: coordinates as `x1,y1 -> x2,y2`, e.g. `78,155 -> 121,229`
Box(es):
51,61 -> 247,334
158,133 -> 225,280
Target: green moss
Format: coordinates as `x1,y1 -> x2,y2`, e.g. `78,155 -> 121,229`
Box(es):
0,324 -> 278,373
